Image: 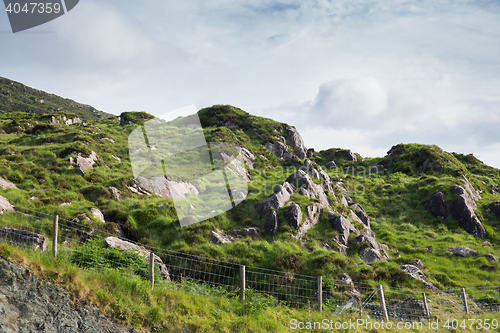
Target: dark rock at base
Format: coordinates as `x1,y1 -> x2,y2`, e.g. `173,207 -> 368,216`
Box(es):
284,203 -> 303,229
265,210 -> 279,235
450,194 -> 487,238
488,201 -> 500,218
424,192 -> 446,217
326,161 -> 336,169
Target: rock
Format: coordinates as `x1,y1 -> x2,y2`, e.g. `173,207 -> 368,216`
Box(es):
460,175 -> 481,201
259,182 -> 295,214
134,176 -> 199,199
75,167 -> 85,177
0,257 -> 135,333
306,148 -> 315,158
0,176 -> 18,190
326,161 -> 337,169
90,208 -> 105,223
232,227 -> 262,238
284,203 -> 303,229
356,233 -> 390,263
76,151 -> 98,171
349,203 -> 370,227
446,246 -> 476,257
286,170 -> 306,185
100,137 -> 115,143
339,150 -> 357,162
449,194 -> 486,238
299,159 -> 314,172
265,210 -> 279,235
104,237 -> 170,281
485,254 -> 499,262
309,168 -> 320,180
400,264 -> 428,281
369,165 -> 386,175
410,259 -> 426,270
329,213 -> 359,246
0,227 -> 47,251
295,204 -> 323,240
424,192 -> 446,217
317,166 -> 330,182
0,195 -> 14,214
107,187 -> 121,201
210,230 -> 236,244
286,127 -> 307,159
240,147 -> 255,170
359,248 -> 387,263
412,246 -> 433,253
335,298 -> 358,314
423,158 -> 443,172
488,201 -> 500,218
233,191 -> 246,200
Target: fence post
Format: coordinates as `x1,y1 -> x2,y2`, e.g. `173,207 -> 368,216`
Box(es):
149,251 -> 154,290
461,288 -> 468,314
377,284 -> 389,322
422,292 -> 430,318
318,276 -> 322,312
52,214 -> 58,259
240,265 -> 245,301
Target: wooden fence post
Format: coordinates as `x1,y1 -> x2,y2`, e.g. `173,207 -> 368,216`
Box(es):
461,288 -> 469,314
240,265 -> 245,301
318,276 -> 322,312
149,251 -> 154,290
52,214 -> 58,259
377,284 -> 389,322
422,292 -> 430,318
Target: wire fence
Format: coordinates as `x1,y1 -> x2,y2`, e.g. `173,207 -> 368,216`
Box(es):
1,205 -> 500,323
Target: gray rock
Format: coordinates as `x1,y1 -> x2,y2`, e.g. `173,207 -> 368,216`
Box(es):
329,213 -> 359,246
104,237 -> 170,281
0,176 -> 18,190
411,259 -> 426,270
307,148 -> 315,158
240,147 -> 255,170
0,195 -> 14,214
286,170 -> 306,185
286,127 -> 307,159
488,201 -> 500,218
349,203 -> 370,227
90,208 -> 105,223
0,227 -> 47,251
423,158 -> 443,172
75,167 -> 85,177
210,230 -> 236,244
261,182 -> 295,214
295,204 -> 323,240
284,203 -> 303,229
326,161 -> 337,169
485,254 -> 499,262
134,176 -> 199,199
400,264 -> 428,281
232,227 -> 262,238
369,165 -> 386,175
449,194 -> 486,238
424,192 -> 446,217
299,159 -> 314,172
76,151 -> 98,171
446,246 -> 476,257
359,248 -> 387,263
107,187 -> 121,201
265,210 -> 279,235
460,175 -> 481,201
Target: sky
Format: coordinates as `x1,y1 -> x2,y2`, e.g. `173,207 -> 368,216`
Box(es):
1,0 -> 500,167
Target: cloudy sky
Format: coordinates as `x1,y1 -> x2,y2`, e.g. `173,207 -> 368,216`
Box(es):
1,0 -> 500,167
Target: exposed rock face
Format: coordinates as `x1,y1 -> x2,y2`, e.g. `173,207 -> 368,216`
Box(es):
329,213 -> 359,246
259,182 -> 295,214
265,141 -> 288,159
134,176 -> 199,199
265,210 -> 279,235
349,203 -> 370,227
326,161 -> 336,169
338,150 -> 357,162
0,177 -> 18,190
76,151 -> 98,171
90,208 -> 106,223
107,187 -> 121,201
232,227 -> 262,238
446,246 -> 476,257
424,192 -> 446,217
295,203 -> 323,240
359,248 -> 387,263
400,265 -> 428,281
449,193 -> 486,238
0,195 -> 14,214
240,147 -> 255,170
488,201 -> 500,218
210,230 -> 236,244
0,258 -> 135,333
286,127 -> 307,159
284,203 -> 303,229
0,227 -> 47,251
460,175 -> 481,201
103,237 -> 171,281
423,158 -> 443,172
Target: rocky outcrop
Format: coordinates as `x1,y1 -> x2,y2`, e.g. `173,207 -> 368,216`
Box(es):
424,192 -> 446,217
488,201 -> 500,218
0,177 -> 18,190
446,246 -> 476,257
265,210 -> 279,235
0,195 -> 14,214
460,175 -> 481,201
107,187 -> 121,201
90,208 -> 105,223
0,227 -> 47,251
423,158 -> 443,172
295,203 -> 323,240
329,213 -> 360,246
284,203 -> 302,229
103,237 -> 171,281
326,161 -> 336,169
210,230 -> 236,244
240,147 -> 255,170
449,192 -> 486,238
286,127 -> 306,160
349,203 -> 370,227
75,151 -> 98,172
259,182 -> 294,214
400,265 -> 428,281
0,257 -> 135,333
134,176 -> 199,199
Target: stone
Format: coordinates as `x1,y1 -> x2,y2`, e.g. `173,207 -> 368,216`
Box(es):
339,150 -> 357,162
90,208 -> 105,223
0,176 -> 18,190
265,210 -> 279,235
240,147 -> 255,170
460,175 -> 481,201
359,248 -> 386,263
295,204 -> 324,240
0,195 -> 14,214
485,254 -> 499,262
260,182 -> 295,214
107,187 -> 121,201
399,264 -> 428,281
210,230 -> 236,244
423,158 -> 443,172
326,161 -> 336,169
329,213 -> 359,246
488,201 -> 500,218
286,170 -> 306,185
75,167 -> 85,177
76,151 -> 98,171
286,127 -> 307,159
446,246 -> 476,257
104,237 -> 170,281
232,227 -> 262,238
284,203 -> 303,229
449,194 -> 486,238
134,176 -> 199,199
349,203 -> 370,227
0,227 -> 47,251
424,192 -> 446,217
369,165 -> 386,175
411,259 -> 426,270
306,148 -> 315,158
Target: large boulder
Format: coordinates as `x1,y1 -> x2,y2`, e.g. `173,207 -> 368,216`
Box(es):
284,203 -> 303,229
240,147 -> 255,170
210,230 -> 236,244
329,213 -> 359,246
446,246 -> 476,257
359,248 -> 387,264
488,201 -> 500,218
460,175 -> 481,201
424,192 -> 446,217
355,233 -> 390,263
265,210 -> 279,235
325,161 -> 336,169
286,127 -> 307,159
0,227 -> 47,251
134,176 -> 199,199
295,203 -> 323,240
349,203 -> 370,227
90,208 -> 105,223
0,195 -> 14,214
449,194 -> 486,238
75,151 -> 98,171
103,237 -> 170,281
260,182 -> 295,214
399,265 -> 428,281
0,177 -> 18,190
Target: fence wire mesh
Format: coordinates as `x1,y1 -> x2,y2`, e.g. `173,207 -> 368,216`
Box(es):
1,205 -> 500,322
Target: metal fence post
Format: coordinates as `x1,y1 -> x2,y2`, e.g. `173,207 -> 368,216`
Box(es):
461,288 -> 469,314
240,265 -> 245,301
422,292 -> 430,318
377,284 -> 389,322
149,251 -> 154,290
52,214 -> 58,259
318,276 -> 322,312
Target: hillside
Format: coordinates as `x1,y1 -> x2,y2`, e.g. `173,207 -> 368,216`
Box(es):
0,77 -> 499,295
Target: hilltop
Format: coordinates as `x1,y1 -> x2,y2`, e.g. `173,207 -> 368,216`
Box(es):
0,77 -> 499,294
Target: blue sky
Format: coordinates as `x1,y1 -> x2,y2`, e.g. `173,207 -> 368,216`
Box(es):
1,0 -> 500,167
